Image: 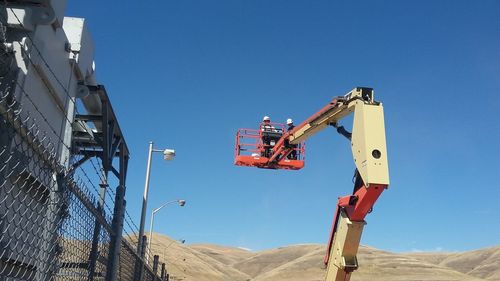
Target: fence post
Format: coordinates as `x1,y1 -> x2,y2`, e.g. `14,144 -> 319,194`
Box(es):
153,255 -> 159,277
104,185 -> 125,281
105,143 -> 128,281
134,235 -> 147,281
160,263 -> 166,280
88,95 -> 110,281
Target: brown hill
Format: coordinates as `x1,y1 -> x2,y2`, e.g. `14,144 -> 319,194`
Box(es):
190,244 -> 255,266
351,246 -> 486,281
146,234 -> 250,281
233,244 -> 324,279
407,246 -> 500,281
147,233 -> 499,281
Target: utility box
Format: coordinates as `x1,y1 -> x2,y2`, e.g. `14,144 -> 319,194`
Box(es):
63,17 -> 96,82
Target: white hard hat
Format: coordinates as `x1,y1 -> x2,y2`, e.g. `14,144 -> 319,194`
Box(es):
286,118 -> 293,125
263,116 -> 270,121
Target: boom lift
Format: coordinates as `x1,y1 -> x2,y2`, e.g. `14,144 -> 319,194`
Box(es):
234,87 -> 390,281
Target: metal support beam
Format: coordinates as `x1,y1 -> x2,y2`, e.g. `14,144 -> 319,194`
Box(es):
69,154 -> 91,172
75,114 -> 102,121
88,98 -> 110,281
105,142 -> 128,281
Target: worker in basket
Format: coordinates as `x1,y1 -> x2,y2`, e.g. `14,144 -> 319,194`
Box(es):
260,116 -> 281,157
286,118 -> 297,160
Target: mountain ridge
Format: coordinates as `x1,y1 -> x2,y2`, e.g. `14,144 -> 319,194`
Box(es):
147,233 -> 500,281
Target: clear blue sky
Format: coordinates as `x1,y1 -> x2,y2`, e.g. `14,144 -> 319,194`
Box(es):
66,1 -> 500,252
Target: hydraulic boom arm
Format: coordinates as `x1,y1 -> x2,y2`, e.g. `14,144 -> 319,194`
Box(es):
267,87 -> 390,281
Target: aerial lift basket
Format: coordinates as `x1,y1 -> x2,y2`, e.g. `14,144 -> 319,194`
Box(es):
234,123 -> 305,170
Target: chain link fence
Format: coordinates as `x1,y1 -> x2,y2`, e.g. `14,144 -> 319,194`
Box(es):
0,7 -> 169,281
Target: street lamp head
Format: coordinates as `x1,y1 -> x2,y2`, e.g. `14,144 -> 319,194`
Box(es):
178,199 -> 186,207
163,149 -> 176,161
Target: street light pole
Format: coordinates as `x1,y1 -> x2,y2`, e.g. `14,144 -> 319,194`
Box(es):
136,142 -> 176,256
137,142 -> 154,255
147,200 -> 186,261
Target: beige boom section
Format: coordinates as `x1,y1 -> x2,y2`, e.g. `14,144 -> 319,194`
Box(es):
283,87 -> 390,281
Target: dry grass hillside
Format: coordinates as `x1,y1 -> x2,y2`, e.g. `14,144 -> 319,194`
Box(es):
407,247 -> 500,281
146,233 -> 499,281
